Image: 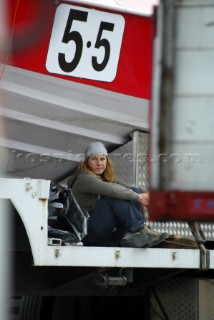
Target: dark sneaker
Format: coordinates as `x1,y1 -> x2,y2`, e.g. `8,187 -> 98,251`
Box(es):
120,232 -> 148,248
140,226 -> 169,247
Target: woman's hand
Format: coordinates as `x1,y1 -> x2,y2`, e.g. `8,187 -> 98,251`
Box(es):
137,192 -> 150,207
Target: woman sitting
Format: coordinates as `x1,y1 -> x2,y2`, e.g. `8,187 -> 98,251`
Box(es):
67,142 -> 168,247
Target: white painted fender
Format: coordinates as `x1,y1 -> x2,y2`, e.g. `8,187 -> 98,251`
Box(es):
0,178 -> 50,265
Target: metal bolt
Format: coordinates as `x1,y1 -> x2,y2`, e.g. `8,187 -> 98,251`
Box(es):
172,251 -> 177,260
55,248 -> 60,258
25,182 -> 33,191
115,251 -> 121,259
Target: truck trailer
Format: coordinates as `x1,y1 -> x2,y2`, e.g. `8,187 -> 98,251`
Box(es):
1,0 -> 214,319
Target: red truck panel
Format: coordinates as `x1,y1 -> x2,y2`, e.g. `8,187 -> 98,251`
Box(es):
7,0 -> 155,99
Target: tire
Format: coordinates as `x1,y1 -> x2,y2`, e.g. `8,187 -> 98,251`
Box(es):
20,296 -> 55,320
52,297 -> 93,320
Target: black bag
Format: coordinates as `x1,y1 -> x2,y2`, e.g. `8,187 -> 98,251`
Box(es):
48,183 -> 89,245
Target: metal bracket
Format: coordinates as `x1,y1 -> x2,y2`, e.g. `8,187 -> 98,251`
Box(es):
48,238 -> 62,246
94,268 -> 133,288
188,221 -> 210,270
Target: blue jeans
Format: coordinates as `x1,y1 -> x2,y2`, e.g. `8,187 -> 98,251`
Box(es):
83,189 -> 146,247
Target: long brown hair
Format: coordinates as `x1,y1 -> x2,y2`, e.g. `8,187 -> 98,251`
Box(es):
78,156 -> 117,182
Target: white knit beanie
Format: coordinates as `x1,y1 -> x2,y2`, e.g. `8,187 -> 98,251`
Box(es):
85,142 -> 108,157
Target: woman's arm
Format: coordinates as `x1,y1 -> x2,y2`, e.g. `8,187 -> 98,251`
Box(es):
76,173 -> 139,201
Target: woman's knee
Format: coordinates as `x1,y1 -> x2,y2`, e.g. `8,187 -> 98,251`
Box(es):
131,187 -> 141,194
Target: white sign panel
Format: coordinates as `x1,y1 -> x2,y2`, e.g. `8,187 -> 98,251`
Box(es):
46,4 -> 125,82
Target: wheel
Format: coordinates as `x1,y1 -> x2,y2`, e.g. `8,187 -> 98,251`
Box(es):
52,297 -> 93,320
19,296 -> 55,320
